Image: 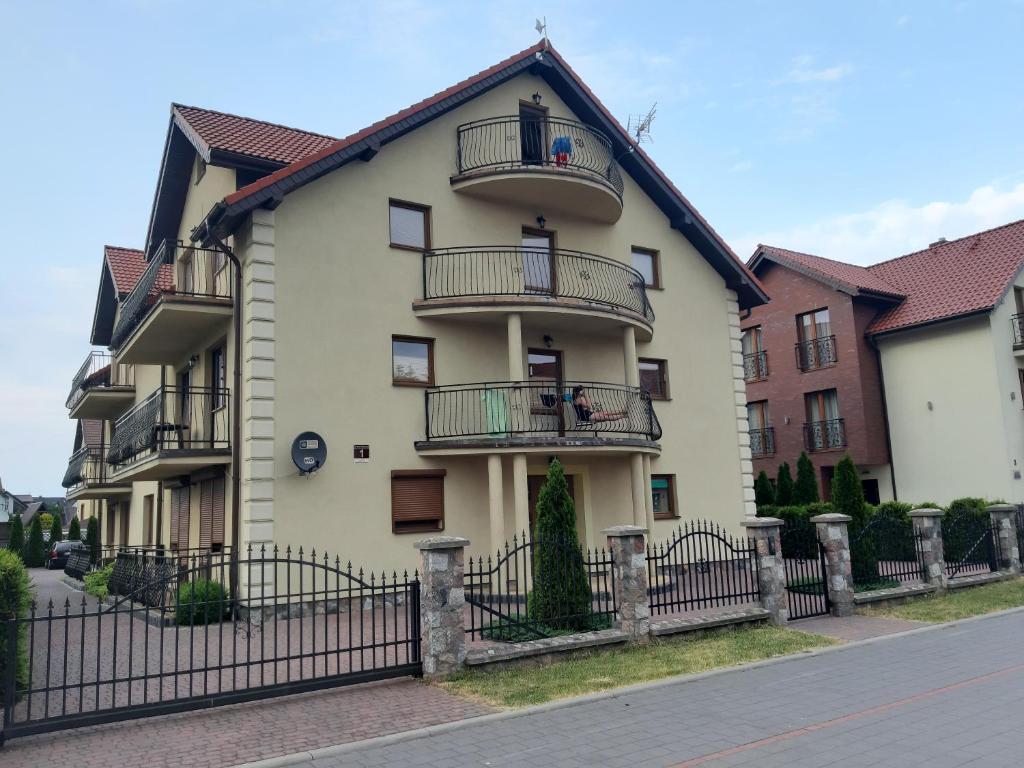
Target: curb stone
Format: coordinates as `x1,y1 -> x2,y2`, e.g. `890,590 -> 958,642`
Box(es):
227,603 -> 1024,768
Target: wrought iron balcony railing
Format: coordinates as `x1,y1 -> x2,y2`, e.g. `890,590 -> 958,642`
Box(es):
62,446 -> 112,491
795,335 -> 837,371
423,246 -> 654,322
1013,313 -> 1024,347
66,351 -> 134,409
803,418 -> 846,452
423,380 -> 661,442
742,350 -> 768,382
107,386 -> 231,468
110,240 -> 232,351
749,427 -> 775,457
455,115 -> 624,197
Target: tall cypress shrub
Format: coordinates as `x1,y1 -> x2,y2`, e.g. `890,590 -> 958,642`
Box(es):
754,470 -> 775,508
7,515 -> 24,555
529,459 -> 592,631
0,549 -> 31,702
775,462 -> 795,506
23,516 -> 46,568
831,454 -> 876,583
794,452 -> 820,504
68,517 -> 81,542
85,516 -> 99,564
48,514 -> 63,548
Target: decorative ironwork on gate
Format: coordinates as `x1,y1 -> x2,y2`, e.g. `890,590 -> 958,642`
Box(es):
780,517 -> 831,619
646,521 -> 760,616
1,546 -> 421,744
465,533 -> 615,642
942,509 -> 999,579
850,510 -> 926,589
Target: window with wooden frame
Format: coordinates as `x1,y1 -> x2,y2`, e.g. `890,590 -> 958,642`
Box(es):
210,345 -> 227,409
638,358 -> 669,399
392,335 -> 434,386
391,470 -> 446,533
651,474 -> 677,519
631,246 -> 660,289
795,308 -> 836,370
388,199 -> 431,251
199,475 -> 226,553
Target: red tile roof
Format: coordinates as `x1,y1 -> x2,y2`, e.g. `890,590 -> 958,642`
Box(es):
104,246 -> 173,296
866,219 -> 1024,334
755,245 -> 904,300
172,105 -> 337,166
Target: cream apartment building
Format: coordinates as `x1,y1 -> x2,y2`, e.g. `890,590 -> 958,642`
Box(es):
63,42 -> 767,571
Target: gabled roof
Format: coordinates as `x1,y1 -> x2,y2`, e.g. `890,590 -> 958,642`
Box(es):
867,219 -> 1024,335
750,245 -> 905,301
90,246 -> 173,346
193,42 -> 767,308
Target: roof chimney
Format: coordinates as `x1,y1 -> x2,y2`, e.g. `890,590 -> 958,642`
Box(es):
929,237 -> 948,248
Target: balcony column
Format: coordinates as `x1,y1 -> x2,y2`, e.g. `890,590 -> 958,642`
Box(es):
642,455 -> 655,531
506,313 -> 524,380
622,326 -> 639,388
512,454 -> 530,539
630,453 -> 646,527
487,454 -> 505,555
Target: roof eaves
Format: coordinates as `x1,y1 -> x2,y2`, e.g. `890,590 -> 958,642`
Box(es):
869,306 -> 993,339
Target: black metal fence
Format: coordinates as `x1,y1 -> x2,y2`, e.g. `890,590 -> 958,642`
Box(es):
942,510 -> 999,579
455,115 -> 624,197
803,419 -> 846,452
422,246 -> 653,322
780,517 -> 830,619
646,522 -> 759,616
111,240 -> 232,350
749,427 -> 775,458
66,351 -> 134,410
106,386 -> 230,468
850,510 -> 925,589
423,380 -> 661,442
2,546 -> 421,743
742,351 -> 768,382
465,533 -> 615,642
795,335 -> 837,371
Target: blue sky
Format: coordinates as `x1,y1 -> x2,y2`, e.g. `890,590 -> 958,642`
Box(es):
1,0 -> 1023,495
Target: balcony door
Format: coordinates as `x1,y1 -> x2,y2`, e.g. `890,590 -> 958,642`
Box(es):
519,103 -> 547,165
747,400 -> 770,456
797,308 -> 833,369
528,473 -> 575,533
528,349 -> 564,435
805,389 -> 840,450
522,228 -> 555,294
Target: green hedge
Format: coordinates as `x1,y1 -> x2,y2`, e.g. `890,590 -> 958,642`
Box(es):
176,580 -> 230,626
0,550 -> 32,702
84,563 -> 114,600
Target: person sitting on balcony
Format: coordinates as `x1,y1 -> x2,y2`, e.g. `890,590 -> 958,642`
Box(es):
571,386 -> 628,424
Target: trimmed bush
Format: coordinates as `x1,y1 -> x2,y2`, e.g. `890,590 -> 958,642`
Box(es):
754,471 -> 775,509
84,562 -> 114,600
48,514 -> 63,548
176,579 -> 230,626
7,515 -> 24,554
831,455 -> 876,583
529,459 -> 593,631
68,517 -> 81,542
775,463 -> 795,506
943,498 -> 993,566
0,549 -> 32,702
22,516 -> 46,568
85,516 -> 99,564
794,452 -> 820,505
38,512 -> 53,535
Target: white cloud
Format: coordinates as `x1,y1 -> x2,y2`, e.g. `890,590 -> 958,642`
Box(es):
732,181 -> 1024,264
775,55 -> 854,85
730,160 -> 753,173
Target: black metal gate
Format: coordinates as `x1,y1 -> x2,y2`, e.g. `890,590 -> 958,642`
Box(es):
780,518 -> 830,620
2,546 -> 421,744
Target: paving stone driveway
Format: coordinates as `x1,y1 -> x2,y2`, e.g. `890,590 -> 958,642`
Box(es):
309,610 -> 1024,767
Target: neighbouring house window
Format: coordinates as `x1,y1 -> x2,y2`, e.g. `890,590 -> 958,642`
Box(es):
211,346 -> 227,409
170,486 -> 190,551
392,336 -> 434,386
389,200 -> 430,250
631,246 -> 660,288
651,474 -> 677,518
199,475 -> 226,553
796,308 -> 836,370
747,401 -> 773,456
639,358 -> 669,399
391,470 -> 446,533
804,389 -> 844,451
741,326 -> 768,381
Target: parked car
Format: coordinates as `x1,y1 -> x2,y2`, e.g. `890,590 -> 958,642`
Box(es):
47,540 -> 86,570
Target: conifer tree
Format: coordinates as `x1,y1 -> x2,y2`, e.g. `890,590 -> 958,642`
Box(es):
754,470 -> 776,509
775,462 -> 795,506
22,516 -> 46,567
794,452 -> 820,505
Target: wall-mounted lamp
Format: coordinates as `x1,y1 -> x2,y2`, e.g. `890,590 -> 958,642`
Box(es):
536,215 -> 546,229
187,355 -> 199,370
927,401 -> 934,411
783,416 -> 791,425
543,334 -> 554,348
532,92 -> 543,105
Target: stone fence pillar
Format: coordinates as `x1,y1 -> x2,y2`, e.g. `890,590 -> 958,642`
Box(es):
986,504 -> 1022,574
604,526 -> 650,641
811,513 -> 854,617
909,509 -> 947,592
415,536 -> 470,678
741,517 -> 788,626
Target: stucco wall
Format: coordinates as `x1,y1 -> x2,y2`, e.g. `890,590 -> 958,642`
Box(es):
987,273 -> 1024,502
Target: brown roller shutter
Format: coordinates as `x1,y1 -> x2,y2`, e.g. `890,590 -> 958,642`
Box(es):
169,490 -> 180,550
171,485 -> 191,552
390,470 -> 446,533
211,476 -> 226,551
199,479 -> 213,550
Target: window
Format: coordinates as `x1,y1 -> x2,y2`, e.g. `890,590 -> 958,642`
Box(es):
741,327 -> 767,381
804,389 -> 844,451
392,336 -> 434,386
199,475 -> 226,553
143,494 -> 154,546
631,247 -> 660,289
170,486 -> 190,551
389,200 -> 430,250
523,228 -> 555,293
746,401 -> 773,457
391,470 -> 446,533
211,346 -> 227,409
796,308 -> 836,370
638,358 -> 669,399
651,475 -> 677,518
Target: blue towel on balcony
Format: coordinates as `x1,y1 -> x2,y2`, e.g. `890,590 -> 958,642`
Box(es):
551,136 -> 573,156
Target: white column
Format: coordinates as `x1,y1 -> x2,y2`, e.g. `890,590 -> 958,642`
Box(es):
622,326 -> 639,387
507,313 -> 524,380
487,454 -> 505,555
629,453 -> 646,527
512,453 -> 530,539
643,454 -> 655,532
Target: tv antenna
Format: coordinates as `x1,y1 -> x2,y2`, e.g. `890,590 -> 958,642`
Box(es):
535,17 -> 548,43
627,103 -> 658,144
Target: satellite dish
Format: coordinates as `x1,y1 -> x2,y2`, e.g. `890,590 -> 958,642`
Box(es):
291,432 -> 327,475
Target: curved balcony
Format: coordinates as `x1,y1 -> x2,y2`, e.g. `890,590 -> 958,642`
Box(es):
66,351 -> 135,419
415,247 -> 654,340
62,446 -> 131,500
452,116 -> 624,223
415,380 -> 661,454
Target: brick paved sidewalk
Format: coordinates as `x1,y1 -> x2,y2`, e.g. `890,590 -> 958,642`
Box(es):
787,613 -> 928,642
1,679 -> 491,768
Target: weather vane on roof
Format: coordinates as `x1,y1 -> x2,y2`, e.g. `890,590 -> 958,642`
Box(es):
627,103 -> 658,144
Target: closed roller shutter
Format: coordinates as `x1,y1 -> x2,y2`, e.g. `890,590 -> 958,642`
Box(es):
170,486 -> 190,551
211,476 -> 226,551
390,470 -> 446,534
199,479 -> 213,550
